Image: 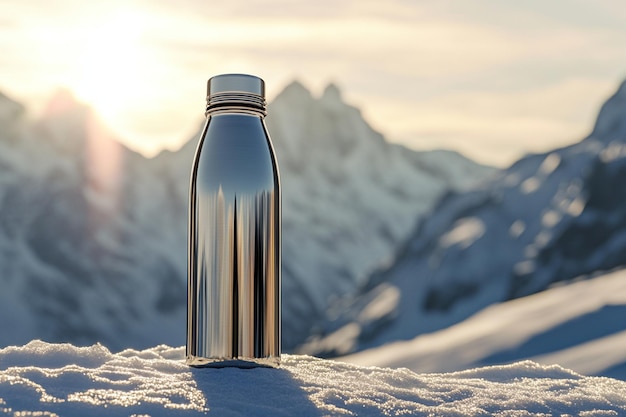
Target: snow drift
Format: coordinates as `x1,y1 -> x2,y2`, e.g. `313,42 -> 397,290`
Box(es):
343,268 -> 626,381
1,341 -> 626,416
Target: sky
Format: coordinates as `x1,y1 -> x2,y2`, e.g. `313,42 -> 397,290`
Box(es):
1,0 -> 626,166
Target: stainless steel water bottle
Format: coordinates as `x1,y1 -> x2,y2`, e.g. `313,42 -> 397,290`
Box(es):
187,74 -> 281,368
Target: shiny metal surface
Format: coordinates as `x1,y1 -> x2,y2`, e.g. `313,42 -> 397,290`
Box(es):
187,91 -> 281,368
206,74 -> 266,115
208,74 -> 265,96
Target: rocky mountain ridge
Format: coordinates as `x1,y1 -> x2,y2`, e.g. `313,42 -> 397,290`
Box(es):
0,81 -> 492,350
304,79 -> 626,357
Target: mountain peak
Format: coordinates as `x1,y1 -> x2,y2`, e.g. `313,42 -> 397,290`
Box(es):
43,88 -> 87,116
274,80 -> 313,103
322,83 -> 342,102
36,88 -> 130,158
0,90 -> 25,125
591,78 -> 626,140
618,79 -> 626,96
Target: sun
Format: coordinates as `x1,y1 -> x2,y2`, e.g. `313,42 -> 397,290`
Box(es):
71,9 -> 152,128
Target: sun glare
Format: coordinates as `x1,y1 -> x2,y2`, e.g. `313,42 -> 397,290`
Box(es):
71,9 -> 151,126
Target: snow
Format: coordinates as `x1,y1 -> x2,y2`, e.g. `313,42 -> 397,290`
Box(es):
439,217 -> 486,249
261,83 -> 494,348
308,79 -> 626,359
0,83 -> 494,353
356,284 -> 400,324
2,341 -> 626,416
342,269 -> 626,380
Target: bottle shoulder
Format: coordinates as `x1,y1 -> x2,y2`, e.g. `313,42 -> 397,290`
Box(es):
206,112 -> 267,130
192,115 -> 279,194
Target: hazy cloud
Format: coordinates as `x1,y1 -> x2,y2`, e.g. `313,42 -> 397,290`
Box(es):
1,0 -> 625,164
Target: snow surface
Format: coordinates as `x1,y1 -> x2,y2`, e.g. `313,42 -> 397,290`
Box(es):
342,268 -> 626,380
1,341 -> 626,416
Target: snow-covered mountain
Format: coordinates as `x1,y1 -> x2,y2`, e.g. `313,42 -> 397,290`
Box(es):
0,90 -> 186,349
0,82 -> 492,350
343,268 -> 626,380
153,81 -> 493,349
304,79 -> 626,357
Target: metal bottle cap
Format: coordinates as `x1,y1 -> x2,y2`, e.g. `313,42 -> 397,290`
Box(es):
207,74 -> 265,98
206,74 -> 266,114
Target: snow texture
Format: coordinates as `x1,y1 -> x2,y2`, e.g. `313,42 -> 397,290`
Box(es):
2,341 -> 626,417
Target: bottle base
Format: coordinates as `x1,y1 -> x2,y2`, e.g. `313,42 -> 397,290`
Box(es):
186,355 -> 280,369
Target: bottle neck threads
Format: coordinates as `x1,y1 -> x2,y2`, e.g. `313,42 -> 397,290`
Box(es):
205,74 -> 267,116
205,92 -> 266,116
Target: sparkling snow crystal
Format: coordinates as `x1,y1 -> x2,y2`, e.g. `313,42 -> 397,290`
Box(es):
1,341 -> 626,416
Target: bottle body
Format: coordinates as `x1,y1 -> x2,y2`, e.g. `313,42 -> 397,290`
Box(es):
187,111 -> 281,368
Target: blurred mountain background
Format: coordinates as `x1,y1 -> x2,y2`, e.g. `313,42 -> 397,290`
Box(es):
0,82 -> 493,350
303,81 -> 626,367
2,0 -> 626,381
3,78 -> 626,382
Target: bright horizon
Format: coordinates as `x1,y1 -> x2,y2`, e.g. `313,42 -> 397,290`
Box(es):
2,0 -> 626,167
